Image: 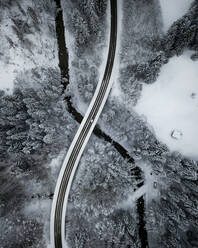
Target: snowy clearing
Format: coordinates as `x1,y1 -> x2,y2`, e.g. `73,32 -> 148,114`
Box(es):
119,185 -> 147,209
135,51 -> 198,160
119,161 -> 159,209
159,0 -> 194,32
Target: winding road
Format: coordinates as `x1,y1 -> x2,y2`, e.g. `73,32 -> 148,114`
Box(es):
50,0 -> 118,247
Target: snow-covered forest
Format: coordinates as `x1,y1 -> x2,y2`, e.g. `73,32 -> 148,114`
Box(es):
0,0 -> 198,247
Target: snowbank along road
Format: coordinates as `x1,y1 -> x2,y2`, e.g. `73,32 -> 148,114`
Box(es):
50,0 -> 118,247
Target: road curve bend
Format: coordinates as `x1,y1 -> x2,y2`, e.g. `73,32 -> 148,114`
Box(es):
50,0 -> 118,247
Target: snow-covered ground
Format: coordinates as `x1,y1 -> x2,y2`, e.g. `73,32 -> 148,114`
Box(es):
0,1 -> 58,93
119,161 -> 159,209
120,185 -> 147,209
159,0 -> 194,32
135,51 -> 198,160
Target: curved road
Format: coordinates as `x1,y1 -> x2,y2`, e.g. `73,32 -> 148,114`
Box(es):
50,0 -> 117,247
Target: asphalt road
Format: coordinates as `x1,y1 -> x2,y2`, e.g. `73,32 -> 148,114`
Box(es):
51,0 -> 117,247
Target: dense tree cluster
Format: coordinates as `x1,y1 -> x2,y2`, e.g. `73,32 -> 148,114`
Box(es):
0,153 -> 56,248
70,138 -> 142,215
0,67 -> 77,247
67,207 -> 141,248
63,0 -> 107,50
118,0 -> 165,105
72,58 -> 99,104
0,158 -> 45,248
163,0 -> 198,58
121,0 -> 162,65
0,67 -> 76,171
131,52 -> 168,84
119,51 -> 168,106
66,136 -> 141,247
101,99 -> 167,160
147,154 -> 198,248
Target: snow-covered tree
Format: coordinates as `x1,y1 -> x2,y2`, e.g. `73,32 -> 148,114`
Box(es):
0,67 -> 77,173
66,135 -> 141,247
146,153 -> 198,248
163,0 -> 198,57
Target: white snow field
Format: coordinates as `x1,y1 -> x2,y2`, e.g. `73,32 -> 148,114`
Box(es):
159,0 -> 194,32
135,51 -> 198,160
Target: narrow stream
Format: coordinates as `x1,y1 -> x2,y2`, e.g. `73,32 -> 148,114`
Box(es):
54,0 -> 69,88
137,196 -> 149,248
54,1 -> 148,247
